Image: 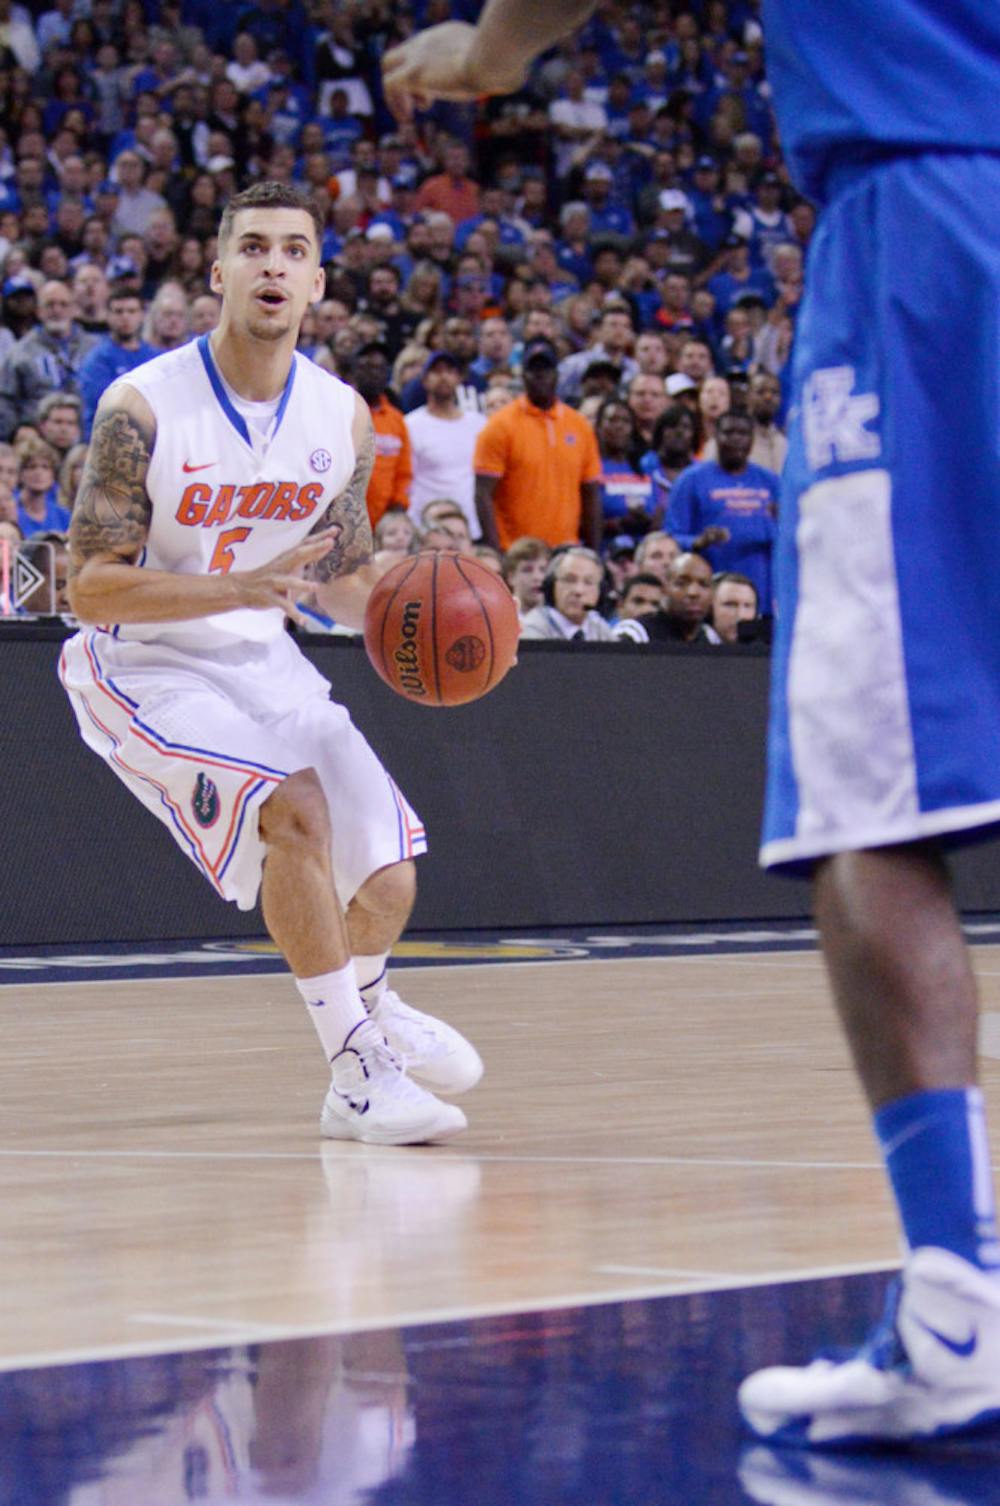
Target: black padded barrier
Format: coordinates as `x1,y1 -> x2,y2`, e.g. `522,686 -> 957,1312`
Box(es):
3,626 -> 1000,945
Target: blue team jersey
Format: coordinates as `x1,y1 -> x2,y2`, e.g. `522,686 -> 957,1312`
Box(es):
763,0 -> 1000,202
666,459 -> 779,610
599,457 -> 653,524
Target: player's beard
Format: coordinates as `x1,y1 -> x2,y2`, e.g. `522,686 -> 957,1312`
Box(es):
244,307 -> 296,342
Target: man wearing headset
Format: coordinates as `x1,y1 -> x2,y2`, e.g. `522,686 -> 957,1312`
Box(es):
519,545 -> 615,642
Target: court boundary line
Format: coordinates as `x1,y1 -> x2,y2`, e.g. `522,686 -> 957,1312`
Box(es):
0,1257 -> 901,1375
0,1146 -> 887,1170
0,949 -> 829,988
6,929 -> 1000,989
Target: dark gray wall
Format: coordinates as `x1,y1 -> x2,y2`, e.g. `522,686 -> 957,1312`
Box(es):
3,630 -> 999,945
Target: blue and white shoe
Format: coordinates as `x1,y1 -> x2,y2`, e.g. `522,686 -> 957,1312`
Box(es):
322,1019 -> 468,1145
739,1248 -> 1000,1447
740,1442 -> 998,1506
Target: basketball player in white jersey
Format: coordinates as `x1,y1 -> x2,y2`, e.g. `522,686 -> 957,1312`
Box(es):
60,182 -> 481,1146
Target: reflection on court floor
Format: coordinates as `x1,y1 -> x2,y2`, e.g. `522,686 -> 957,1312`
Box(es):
14,1269 -> 995,1506
3,940 -> 1000,1502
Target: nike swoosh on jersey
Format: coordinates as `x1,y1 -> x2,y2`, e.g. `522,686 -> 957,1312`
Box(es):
912,1316 -> 978,1358
182,460 -> 218,473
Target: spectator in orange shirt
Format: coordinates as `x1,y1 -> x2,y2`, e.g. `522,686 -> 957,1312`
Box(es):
352,341 -> 413,528
413,138 -> 481,224
474,339 -> 603,552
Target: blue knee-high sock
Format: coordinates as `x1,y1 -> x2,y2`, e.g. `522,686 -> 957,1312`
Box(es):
875,1087 -> 1000,1270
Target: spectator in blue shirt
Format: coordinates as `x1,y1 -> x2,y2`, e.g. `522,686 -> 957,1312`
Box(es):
259,77 -> 308,148
666,409 -> 779,613
237,0 -> 314,87
707,234 -> 776,315
321,88 -> 363,168
594,396 -> 654,541
78,286 -> 158,438
456,190 -> 528,252
36,0 -> 75,54
15,444 -> 69,537
581,162 -> 635,238
641,403 -> 697,520
603,73 -> 636,139
696,51 -> 773,149
555,202 -> 594,286
747,171 -> 793,271
686,155 -> 732,251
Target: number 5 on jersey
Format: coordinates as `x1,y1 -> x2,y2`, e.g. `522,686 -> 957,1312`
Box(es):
209,526 -> 252,575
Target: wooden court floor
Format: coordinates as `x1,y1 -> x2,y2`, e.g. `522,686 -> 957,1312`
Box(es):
3,944 -> 1000,1374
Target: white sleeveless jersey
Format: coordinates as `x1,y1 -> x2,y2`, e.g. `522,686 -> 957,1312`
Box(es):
112,336 -> 357,651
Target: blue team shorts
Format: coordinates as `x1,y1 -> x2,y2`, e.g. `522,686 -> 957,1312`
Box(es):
762,151 -> 1000,872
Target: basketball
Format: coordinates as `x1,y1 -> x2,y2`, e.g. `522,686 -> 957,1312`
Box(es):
363,550 -> 520,707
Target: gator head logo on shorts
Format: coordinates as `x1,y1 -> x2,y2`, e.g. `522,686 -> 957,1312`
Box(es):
444,635 -> 486,673
192,772 -> 220,828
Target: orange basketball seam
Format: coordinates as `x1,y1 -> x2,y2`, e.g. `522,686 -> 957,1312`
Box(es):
429,550 -> 443,705
453,554 -> 495,694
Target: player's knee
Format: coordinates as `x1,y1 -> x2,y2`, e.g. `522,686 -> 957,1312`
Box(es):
356,859 -> 416,919
259,769 -> 331,857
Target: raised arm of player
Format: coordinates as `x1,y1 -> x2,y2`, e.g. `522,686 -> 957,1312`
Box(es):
382,0 -> 599,119
67,383 -> 337,627
307,392 -> 381,630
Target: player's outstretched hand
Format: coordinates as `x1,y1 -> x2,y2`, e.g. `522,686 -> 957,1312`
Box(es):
382,22 -> 526,119
232,529 -> 339,626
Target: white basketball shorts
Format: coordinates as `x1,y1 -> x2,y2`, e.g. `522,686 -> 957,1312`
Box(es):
60,627 -> 426,910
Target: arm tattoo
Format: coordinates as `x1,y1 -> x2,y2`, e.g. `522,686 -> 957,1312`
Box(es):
310,418 -> 376,583
69,407 -> 154,576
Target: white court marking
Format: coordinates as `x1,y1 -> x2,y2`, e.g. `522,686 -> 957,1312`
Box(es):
0,1258 -> 901,1376
595,1265 -> 751,1281
979,1012 -> 1000,1059
0,1147 -> 886,1171
0,955 -> 831,987
594,1258 -> 898,1282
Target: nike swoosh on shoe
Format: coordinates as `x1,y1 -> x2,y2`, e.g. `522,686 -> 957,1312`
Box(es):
911,1316 -> 978,1358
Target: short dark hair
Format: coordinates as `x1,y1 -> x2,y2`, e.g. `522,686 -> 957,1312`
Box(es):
621,571 -> 665,600
713,570 -> 758,606
107,282 -> 143,307
218,180 -> 324,252
651,404 -> 694,448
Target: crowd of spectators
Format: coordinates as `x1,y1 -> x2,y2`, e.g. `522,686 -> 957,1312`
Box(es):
0,0 -> 801,648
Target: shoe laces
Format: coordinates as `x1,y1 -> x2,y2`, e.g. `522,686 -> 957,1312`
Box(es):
374,990 -> 451,1062
329,1018 -> 416,1113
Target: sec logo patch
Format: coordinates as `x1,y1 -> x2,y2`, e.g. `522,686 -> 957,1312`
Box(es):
310,448 -> 332,473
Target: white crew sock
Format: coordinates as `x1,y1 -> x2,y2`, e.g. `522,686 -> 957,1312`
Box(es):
355,952 -> 389,1011
295,961 -> 368,1062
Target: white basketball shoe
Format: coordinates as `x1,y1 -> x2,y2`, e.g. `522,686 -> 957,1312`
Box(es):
321,1019 -> 468,1145
739,1248 -> 1000,1446
369,989 -> 483,1095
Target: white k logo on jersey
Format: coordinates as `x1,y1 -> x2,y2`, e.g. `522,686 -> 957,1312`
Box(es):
803,366 -> 881,471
